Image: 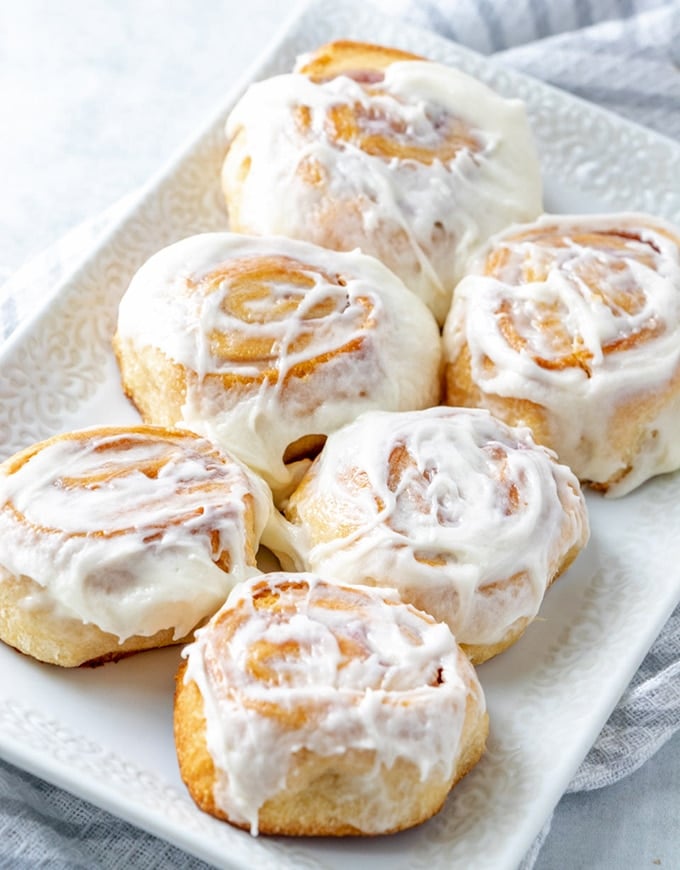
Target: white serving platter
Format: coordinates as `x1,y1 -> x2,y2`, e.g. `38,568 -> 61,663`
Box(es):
1,1 -> 679,868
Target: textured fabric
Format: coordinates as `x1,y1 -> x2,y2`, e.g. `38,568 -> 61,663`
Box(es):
0,758 -> 208,870
1,1 -> 679,868
568,605 -> 680,792
520,603 -> 680,869
371,0 -> 680,138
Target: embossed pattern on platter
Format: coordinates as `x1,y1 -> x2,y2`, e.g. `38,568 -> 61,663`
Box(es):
0,2 -> 679,868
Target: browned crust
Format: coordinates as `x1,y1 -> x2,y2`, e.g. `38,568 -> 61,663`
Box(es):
296,40 -> 424,82
220,41 -> 462,327
445,346 -> 554,449
0,520 -> 256,667
445,341 -> 680,494
0,568 -> 190,668
113,335 -> 208,426
459,535 -> 584,664
1,423 -> 220,475
285,412 -> 588,664
174,653 -> 488,836
221,130 -> 252,233
0,427 -> 259,667
113,279 -> 378,429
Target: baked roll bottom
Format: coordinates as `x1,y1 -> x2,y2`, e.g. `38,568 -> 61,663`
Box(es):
174,574 -> 488,836
175,663 -> 488,836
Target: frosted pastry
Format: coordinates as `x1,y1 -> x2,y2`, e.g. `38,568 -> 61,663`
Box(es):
0,426 -> 273,666
222,39 -> 543,323
174,572 -> 488,835
443,213 -> 680,496
283,407 -> 589,663
113,232 -> 442,501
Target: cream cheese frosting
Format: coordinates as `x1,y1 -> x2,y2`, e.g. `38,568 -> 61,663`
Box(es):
222,56 -> 543,323
282,407 -> 589,649
0,427 -> 273,641
183,572 -> 485,834
443,213 -> 680,496
114,232 -> 442,499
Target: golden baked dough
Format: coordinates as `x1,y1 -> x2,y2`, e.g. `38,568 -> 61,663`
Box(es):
443,213 -> 680,496
0,425 -> 272,666
222,40 -> 542,323
175,573 -> 488,835
283,407 -> 589,664
113,232 -> 441,501
295,40 -> 423,81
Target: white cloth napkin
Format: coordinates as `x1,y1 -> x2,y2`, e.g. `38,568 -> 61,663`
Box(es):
1,1 -> 679,867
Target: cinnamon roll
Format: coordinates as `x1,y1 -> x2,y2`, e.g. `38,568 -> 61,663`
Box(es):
0,426 -> 273,667
443,213 -> 680,496
113,232 -> 442,501
174,572 -> 488,836
283,407 -> 589,664
222,40 -> 542,324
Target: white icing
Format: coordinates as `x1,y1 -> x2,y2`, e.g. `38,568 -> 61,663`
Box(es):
443,213 -> 680,495
115,232 -> 442,499
223,59 -> 543,323
183,573 -> 484,834
283,407 -> 588,646
0,428 -> 273,640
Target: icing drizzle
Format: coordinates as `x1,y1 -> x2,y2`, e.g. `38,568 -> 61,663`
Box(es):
183,572 -> 484,834
223,55 -> 543,323
0,427 -> 272,640
115,233 -> 442,497
444,213 -> 680,494
284,407 -> 589,646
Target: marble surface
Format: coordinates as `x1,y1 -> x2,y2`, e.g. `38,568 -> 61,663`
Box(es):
0,2 -> 678,868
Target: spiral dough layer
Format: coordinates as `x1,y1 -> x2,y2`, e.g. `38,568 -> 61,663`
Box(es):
443,212 -> 680,495
282,407 -> 589,663
113,232 -> 442,500
0,426 -> 273,666
221,40 -> 542,324
175,572 -> 488,835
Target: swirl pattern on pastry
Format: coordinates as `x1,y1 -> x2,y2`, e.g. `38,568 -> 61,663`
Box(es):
282,407 -> 589,663
0,425 -> 273,666
222,40 -> 542,324
175,572 -> 488,835
443,213 -> 680,496
113,232 -> 442,499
